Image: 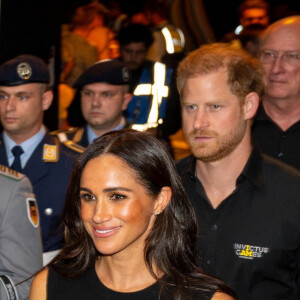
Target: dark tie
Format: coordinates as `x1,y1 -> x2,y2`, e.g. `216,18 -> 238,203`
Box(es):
11,145 -> 24,172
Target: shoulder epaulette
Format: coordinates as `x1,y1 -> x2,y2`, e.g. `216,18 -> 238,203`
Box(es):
72,128 -> 84,144
50,127 -> 78,136
55,132 -> 86,154
0,164 -> 25,181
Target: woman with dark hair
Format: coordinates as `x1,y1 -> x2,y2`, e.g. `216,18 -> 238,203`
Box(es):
29,129 -> 235,300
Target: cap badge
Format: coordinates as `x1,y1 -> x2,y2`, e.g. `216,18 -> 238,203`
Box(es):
17,62 -> 32,80
122,67 -> 129,82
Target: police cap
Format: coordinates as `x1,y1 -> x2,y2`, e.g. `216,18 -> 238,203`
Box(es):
73,60 -> 130,89
0,54 -> 50,86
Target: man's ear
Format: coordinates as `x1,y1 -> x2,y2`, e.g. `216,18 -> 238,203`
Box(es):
243,92 -> 260,120
42,90 -> 53,111
153,186 -> 172,215
122,93 -> 132,111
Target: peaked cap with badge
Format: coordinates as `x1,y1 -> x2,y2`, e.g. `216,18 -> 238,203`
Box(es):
64,59 -> 131,141
73,59 -> 130,89
0,54 -> 50,86
0,54 -> 80,257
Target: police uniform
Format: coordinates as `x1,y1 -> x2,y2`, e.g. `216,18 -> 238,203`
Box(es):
0,133 -> 78,254
125,60 -> 181,139
0,165 -> 42,300
54,126 -> 90,148
66,59 -> 180,140
0,55 -> 80,263
53,123 -> 126,148
64,60 -> 131,147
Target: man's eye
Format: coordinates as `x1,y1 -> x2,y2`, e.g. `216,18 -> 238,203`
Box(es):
123,49 -> 132,55
82,91 -> 93,97
210,104 -> 221,110
285,53 -> 300,61
80,193 -> 96,202
260,51 -> 276,61
0,94 -> 8,100
185,104 -> 197,112
265,51 -> 275,57
103,92 -> 113,98
137,50 -> 146,56
18,95 -> 28,101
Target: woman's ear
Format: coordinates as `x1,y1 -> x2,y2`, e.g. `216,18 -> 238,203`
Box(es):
243,92 -> 260,120
153,186 -> 172,215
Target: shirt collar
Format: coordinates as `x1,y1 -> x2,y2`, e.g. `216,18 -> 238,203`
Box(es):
255,104 -> 272,122
255,103 -> 300,130
86,124 -> 99,145
239,147 -> 264,189
184,148 -> 264,189
4,125 -> 46,167
87,117 -> 126,145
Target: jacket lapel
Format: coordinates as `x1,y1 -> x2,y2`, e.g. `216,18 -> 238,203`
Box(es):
0,134 -> 9,166
22,132 -> 55,185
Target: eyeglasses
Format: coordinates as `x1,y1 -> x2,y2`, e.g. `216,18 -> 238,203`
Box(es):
259,50 -> 300,65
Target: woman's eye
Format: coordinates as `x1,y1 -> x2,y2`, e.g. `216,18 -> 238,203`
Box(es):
110,193 -> 126,201
80,193 -> 95,202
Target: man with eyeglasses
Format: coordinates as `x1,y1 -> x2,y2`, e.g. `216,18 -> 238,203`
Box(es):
59,60 -> 132,147
252,16 -> 300,170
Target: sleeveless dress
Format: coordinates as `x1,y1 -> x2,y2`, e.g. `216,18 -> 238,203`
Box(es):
47,264 -> 215,300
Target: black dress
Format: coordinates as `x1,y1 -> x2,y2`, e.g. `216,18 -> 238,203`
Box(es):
47,265 -> 215,300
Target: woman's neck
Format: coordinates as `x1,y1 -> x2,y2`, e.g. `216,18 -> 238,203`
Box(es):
95,250 -> 159,292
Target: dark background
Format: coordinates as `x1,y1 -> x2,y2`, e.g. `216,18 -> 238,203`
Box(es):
0,0 -> 299,129
2,0 -> 299,62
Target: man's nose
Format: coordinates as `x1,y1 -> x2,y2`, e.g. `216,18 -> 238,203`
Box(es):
5,96 -> 17,111
271,55 -> 285,74
193,109 -> 210,130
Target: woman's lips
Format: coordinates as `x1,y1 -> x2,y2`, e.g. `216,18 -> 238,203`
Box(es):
93,226 -> 121,238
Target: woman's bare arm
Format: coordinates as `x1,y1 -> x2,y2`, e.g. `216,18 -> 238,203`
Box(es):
29,268 -> 48,300
212,291 -> 236,300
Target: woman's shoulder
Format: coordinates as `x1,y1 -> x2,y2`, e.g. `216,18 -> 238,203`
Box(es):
29,268 -> 49,300
211,291 -> 235,300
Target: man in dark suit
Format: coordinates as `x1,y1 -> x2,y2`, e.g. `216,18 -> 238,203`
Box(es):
0,55 -> 79,264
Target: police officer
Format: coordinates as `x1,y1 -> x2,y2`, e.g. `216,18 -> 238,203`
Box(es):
62,60 -> 132,147
0,55 -> 79,264
117,24 -> 181,140
0,165 -> 42,300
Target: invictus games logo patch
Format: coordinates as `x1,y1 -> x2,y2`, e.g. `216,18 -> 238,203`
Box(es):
17,62 -> 32,80
234,243 -> 270,260
122,66 -> 129,82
